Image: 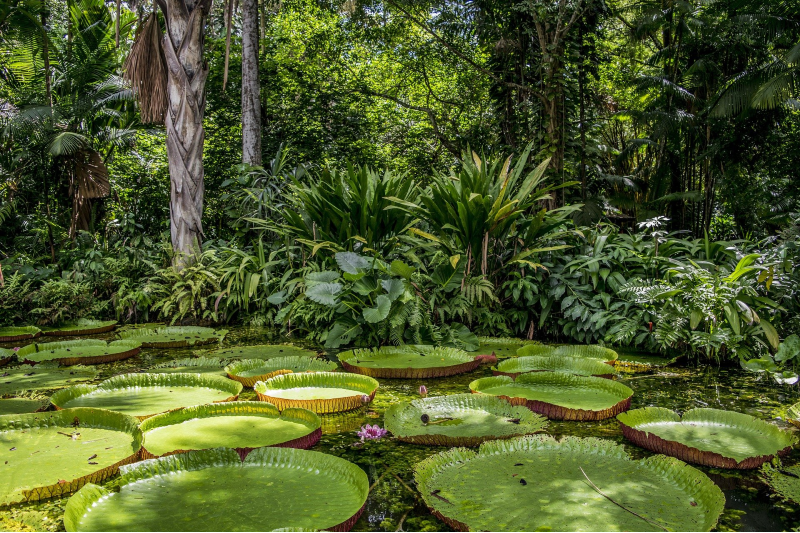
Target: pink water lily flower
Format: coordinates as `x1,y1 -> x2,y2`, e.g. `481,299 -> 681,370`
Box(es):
357,424 -> 388,442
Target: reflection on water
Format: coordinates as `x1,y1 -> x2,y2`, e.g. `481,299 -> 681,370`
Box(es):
1,326 -> 799,531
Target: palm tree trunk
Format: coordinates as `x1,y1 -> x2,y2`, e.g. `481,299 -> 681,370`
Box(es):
241,0 -> 261,165
158,0 -> 212,261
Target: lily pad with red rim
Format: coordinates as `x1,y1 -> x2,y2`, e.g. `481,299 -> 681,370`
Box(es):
384,393 -> 547,446
0,326 -> 42,343
517,344 -> 618,364
0,398 -> 49,415
139,401 -> 321,458
42,320 -> 118,337
64,447 -> 369,532
0,364 -> 98,396
493,355 -> 616,378
254,372 -> 378,414
203,344 -> 318,360
414,435 -> 725,532
149,357 -> 229,377
225,357 -> 338,387
617,407 -> 796,469
117,326 -> 228,348
0,408 -> 142,506
469,372 -> 633,420
50,373 -> 243,420
16,340 -> 141,366
338,346 -> 480,379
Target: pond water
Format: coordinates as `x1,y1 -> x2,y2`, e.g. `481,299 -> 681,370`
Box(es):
2,327 -> 799,532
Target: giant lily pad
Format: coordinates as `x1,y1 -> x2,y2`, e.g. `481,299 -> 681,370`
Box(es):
614,351 -> 680,372
385,394 -> 547,446
0,348 -> 14,367
226,357 -> 338,387
475,337 -> 539,359
255,372 -> 378,414
414,435 -> 725,532
517,344 -> 618,363
786,401 -> 800,429
469,372 -> 633,420
762,463 -> 800,504
0,408 -> 142,506
42,320 -> 118,337
0,326 -> 42,343
16,340 -> 141,366
203,344 -> 318,360
149,357 -> 229,377
64,447 -> 368,532
118,326 -> 228,348
50,373 -> 243,420
139,402 -> 321,458
0,364 -> 98,396
338,346 -> 480,379
0,398 -> 49,415
617,407 -> 796,469
493,355 -> 615,379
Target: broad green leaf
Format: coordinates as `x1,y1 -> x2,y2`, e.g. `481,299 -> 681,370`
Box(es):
305,282 -> 342,306
760,319 -> 780,350
389,260 -> 416,279
381,279 -> 405,301
335,252 -> 370,274
363,295 -> 391,323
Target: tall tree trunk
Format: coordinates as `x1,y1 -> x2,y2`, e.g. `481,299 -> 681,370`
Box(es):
158,0 -> 212,261
241,0 -> 261,165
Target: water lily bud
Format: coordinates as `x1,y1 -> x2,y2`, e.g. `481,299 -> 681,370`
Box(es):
360,394 -> 371,404
419,385 -> 428,397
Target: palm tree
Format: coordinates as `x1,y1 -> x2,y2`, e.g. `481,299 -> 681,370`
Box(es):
125,0 -> 214,263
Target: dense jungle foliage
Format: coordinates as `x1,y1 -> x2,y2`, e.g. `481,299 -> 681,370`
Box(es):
0,0 -> 799,377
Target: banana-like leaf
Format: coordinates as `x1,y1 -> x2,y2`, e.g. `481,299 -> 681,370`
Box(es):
0,408 -> 142,506
254,372 -> 378,413
16,339 -> 141,366
618,407 -> 796,469
50,373 -> 243,420
385,393 -> 546,446
64,447 -> 368,531
470,372 -> 632,420
414,435 -> 725,532
339,346 -> 480,379
139,401 -> 321,458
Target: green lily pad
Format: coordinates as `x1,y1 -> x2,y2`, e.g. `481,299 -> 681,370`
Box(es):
149,357 -> 228,377
16,340 -> 141,366
50,373 -> 243,420
0,408 -> 142,506
474,337 -> 539,359
139,402 -> 321,458
0,364 -> 98,396
385,394 -> 547,446
617,407 -> 797,469
339,346 -> 480,379
762,463 -> 800,504
414,435 -> 725,532
42,320 -> 118,337
493,355 -> 615,378
64,447 -> 368,532
202,344 -> 318,360
613,351 -> 680,372
469,372 -> 633,420
254,372 -> 378,414
118,326 -> 228,348
517,344 -> 619,363
0,348 -> 14,367
225,357 -> 338,387
786,401 -> 800,429
0,326 -> 42,343
0,398 -> 49,415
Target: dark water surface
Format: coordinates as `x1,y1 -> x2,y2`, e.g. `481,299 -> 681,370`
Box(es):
1,327 -> 799,531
